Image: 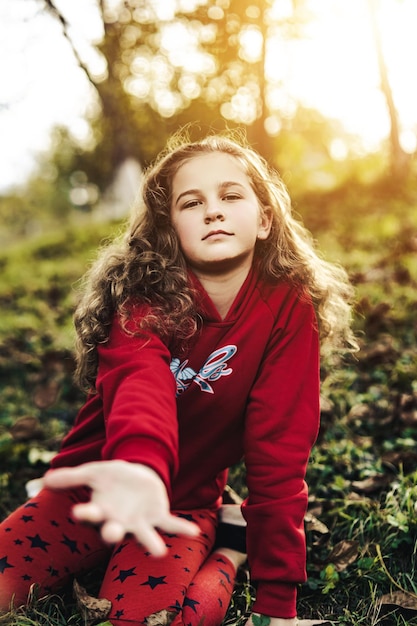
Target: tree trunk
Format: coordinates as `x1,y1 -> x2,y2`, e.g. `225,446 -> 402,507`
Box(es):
368,0 -> 410,180
246,4 -> 274,161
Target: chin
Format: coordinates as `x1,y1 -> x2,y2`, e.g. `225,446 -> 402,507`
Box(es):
194,254 -> 252,274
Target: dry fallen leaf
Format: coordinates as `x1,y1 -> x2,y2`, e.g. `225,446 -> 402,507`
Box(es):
398,393 -> 417,426
10,416 -> 44,441
33,379 -> 60,409
327,539 -> 359,572
304,512 -> 330,536
380,590 -> 417,612
145,609 -> 178,625
351,474 -> 392,494
73,579 -> 111,626
382,449 -> 417,473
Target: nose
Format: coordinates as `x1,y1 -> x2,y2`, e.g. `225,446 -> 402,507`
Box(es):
204,200 -> 225,223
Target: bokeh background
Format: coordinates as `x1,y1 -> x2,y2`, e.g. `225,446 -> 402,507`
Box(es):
1,0 -> 417,229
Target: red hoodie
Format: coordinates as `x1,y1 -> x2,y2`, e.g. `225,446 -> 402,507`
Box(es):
52,267 -> 320,617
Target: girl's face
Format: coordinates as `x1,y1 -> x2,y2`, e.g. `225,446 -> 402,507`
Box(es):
170,152 -> 271,276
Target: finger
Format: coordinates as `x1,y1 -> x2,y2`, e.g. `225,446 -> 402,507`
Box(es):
71,502 -> 105,524
43,466 -> 95,490
100,520 -> 126,544
158,514 -> 200,538
130,523 -> 168,557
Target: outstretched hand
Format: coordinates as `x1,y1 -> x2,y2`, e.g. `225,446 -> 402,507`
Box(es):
42,460 -> 199,556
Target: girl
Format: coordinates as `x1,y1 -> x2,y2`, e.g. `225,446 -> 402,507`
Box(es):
0,132 -> 356,625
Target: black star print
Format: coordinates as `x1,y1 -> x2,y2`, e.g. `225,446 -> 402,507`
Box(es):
0,556 -> 14,573
113,567 -> 137,583
173,554 -> 182,559
170,600 -> 182,612
215,556 -> 227,564
26,534 -> 50,552
113,543 -> 128,557
61,535 -> 81,554
5,528 -> 11,532
23,555 -> 33,562
66,517 -> 76,525
22,574 -> 32,581
183,597 -> 200,613
219,568 -> 232,584
165,543 -> 173,548
115,593 -> 124,601
20,515 -> 34,523
140,575 -> 167,590
24,502 -> 38,509
115,610 -> 124,619
183,567 -> 190,573
46,566 -> 59,577
50,520 -> 59,527
177,513 -> 196,522
14,539 -> 23,545
163,532 -> 178,539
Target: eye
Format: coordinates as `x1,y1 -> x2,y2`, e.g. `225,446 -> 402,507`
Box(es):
182,199 -> 202,209
223,193 -> 241,201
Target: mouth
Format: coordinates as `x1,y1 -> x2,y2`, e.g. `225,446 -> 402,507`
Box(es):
202,230 -> 233,241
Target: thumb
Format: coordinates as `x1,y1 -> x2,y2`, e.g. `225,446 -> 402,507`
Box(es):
42,466 -> 92,490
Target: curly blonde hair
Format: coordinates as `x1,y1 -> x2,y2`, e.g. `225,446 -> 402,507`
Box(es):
74,131 -> 357,390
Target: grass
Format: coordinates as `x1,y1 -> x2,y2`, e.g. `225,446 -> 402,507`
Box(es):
1,185 -> 417,624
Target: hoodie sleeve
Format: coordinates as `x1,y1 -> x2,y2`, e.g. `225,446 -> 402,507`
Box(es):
242,291 -> 320,618
95,311 -> 178,496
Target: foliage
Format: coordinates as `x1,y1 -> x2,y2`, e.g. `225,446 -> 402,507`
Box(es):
0,219 -> 122,513
0,180 -> 417,624
6,0 -> 407,254
38,0 -> 356,189
6,0 -> 413,241
2,117 -> 411,245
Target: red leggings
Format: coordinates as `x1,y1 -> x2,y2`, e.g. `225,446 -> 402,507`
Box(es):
0,487 -> 237,625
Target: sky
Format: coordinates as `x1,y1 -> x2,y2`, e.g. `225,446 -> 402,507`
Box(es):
1,0 -> 416,192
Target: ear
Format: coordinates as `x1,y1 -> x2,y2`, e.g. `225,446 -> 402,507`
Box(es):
257,207 -> 273,240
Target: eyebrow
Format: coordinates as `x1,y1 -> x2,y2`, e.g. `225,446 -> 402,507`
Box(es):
174,188 -> 200,207
174,181 -> 246,207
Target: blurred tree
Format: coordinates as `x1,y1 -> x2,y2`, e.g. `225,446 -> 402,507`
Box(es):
367,0 -> 410,180
40,0 -> 309,182
0,128 -> 87,240
42,0 -> 166,190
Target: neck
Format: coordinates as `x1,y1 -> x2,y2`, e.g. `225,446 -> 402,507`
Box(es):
192,263 -> 251,319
